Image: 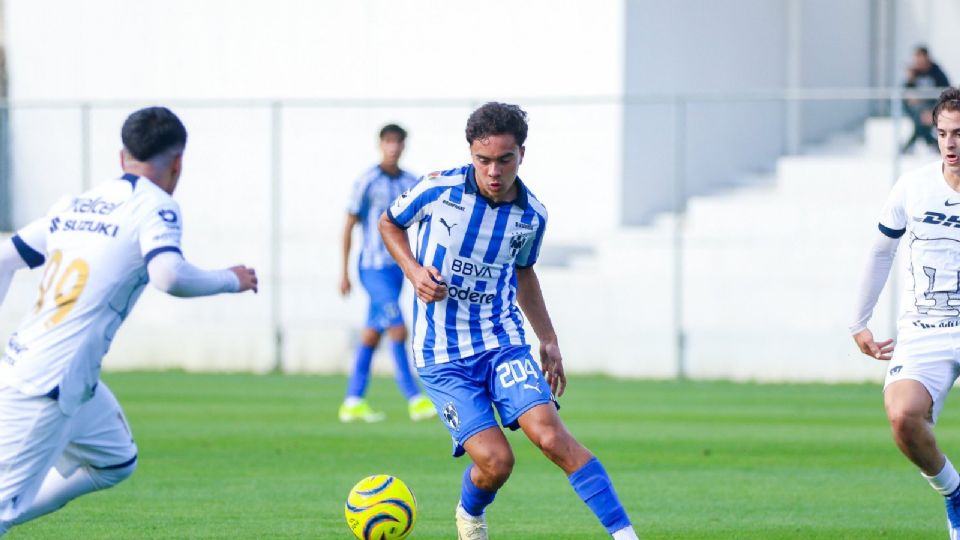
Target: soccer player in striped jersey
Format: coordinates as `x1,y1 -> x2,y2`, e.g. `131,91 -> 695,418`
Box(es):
338,124 -> 434,423
380,103 -> 638,540
852,88 -> 960,538
0,107 -> 258,536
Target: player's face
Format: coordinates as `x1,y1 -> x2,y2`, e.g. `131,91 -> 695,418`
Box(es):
470,134 -> 525,201
379,133 -> 404,166
937,109 -> 960,175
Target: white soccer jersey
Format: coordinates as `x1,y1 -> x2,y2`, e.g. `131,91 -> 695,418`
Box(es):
1,174 -> 182,414
347,165 -> 418,270
386,165 -> 547,367
879,161 -> 960,330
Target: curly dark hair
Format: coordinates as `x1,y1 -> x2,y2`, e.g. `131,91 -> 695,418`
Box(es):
465,102 -> 528,145
121,106 -> 187,162
933,87 -> 960,127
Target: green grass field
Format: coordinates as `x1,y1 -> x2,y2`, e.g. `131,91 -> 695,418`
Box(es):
7,372 -> 957,539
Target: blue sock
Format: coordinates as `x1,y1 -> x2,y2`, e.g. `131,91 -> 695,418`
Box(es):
390,340 -> 419,399
345,344 -> 375,399
460,465 -> 497,517
568,457 -> 631,534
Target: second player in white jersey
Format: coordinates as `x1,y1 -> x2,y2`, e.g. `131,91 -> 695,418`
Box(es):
874,161 -> 960,328
3,174 -> 205,413
386,165 -> 547,367
0,107 -> 257,536
851,88 -> 960,539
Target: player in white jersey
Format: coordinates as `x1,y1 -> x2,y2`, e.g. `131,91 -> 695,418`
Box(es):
338,124 -> 434,423
380,103 -> 638,540
0,107 -> 258,535
852,88 -> 960,538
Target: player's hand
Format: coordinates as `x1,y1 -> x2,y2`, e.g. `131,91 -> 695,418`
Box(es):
853,328 -> 894,361
339,274 -> 351,297
230,265 -> 258,293
410,266 -> 447,303
539,341 -> 566,397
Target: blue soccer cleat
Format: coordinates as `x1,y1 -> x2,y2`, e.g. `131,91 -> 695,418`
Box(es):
946,486 -> 960,539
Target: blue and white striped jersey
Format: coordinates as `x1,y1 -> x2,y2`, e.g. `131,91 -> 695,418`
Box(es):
386,165 -> 547,367
347,165 -> 418,270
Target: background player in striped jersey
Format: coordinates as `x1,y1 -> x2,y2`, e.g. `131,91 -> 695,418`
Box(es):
379,103 -> 638,539
0,107 -> 258,536
338,124 -> 435,423
852,88 -> 960,538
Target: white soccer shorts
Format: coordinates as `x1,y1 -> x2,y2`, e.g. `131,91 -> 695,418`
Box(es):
0,381 -> 136,522
885,328 -> 960,423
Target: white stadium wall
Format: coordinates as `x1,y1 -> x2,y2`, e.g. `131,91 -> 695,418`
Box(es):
0,0 -> 627,375
1,1 -> 958,382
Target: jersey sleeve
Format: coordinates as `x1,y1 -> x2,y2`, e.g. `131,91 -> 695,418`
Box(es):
878,178 -> 907,239
139,199 -> 184,265
346,175 -> 368,217
385,175 -> 448,229
515,215 -> 547,268
11,217 -> 49,269
10,194 -> 73,269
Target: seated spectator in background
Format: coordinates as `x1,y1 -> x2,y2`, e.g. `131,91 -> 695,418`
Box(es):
903,45 -> 950,153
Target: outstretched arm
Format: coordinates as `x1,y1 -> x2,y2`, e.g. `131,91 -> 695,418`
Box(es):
516,265 -> 565,397
147,251 -> 256,297
851,232 -> 900,360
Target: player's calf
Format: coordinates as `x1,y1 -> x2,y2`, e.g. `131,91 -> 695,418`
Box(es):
13,455 -> 137,526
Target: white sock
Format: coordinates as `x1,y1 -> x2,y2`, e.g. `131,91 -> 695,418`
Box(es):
13,466 -> 98,525
344,396 -> 362,407
408,394 -> 424,404
612,525 -> 639,540
922,456 -> 960,496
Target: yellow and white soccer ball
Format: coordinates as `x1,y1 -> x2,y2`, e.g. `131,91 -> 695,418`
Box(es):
344,474 -> 417,540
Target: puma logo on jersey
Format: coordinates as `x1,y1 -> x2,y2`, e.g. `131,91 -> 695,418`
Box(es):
439,218 -> 457,235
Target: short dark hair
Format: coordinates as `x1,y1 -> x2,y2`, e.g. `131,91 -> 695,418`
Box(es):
933,87 -> 960,127
379,123 -> 407,142
465,102 -> 528,146
916,45 -> 930,57
121,106 -> 187,162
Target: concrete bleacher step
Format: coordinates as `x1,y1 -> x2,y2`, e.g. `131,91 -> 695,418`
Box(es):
553,114 -> 915,381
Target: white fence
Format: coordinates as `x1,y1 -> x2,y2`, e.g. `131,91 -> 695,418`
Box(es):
0,90 -> 942,381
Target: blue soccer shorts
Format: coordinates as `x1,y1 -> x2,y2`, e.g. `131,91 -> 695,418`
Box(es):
417,344 -> 558,457
358,266 -> 404,331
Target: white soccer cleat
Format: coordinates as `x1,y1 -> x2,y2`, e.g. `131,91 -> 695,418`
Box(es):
456,503 -> 488,540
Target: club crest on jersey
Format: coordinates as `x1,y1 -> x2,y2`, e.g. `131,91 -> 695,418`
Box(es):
158,209 -> 178,224
508,232 -> 529,256
442,402 -> 460,431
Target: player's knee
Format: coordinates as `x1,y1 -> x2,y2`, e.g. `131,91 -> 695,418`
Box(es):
360,329 -> 381,348
387,326 -> 407,342
476,450 -> 515,485
89,456 -> 137,490
886,407 -> 925,439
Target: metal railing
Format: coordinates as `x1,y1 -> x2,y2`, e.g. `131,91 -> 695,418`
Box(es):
0,87 -> 948,378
